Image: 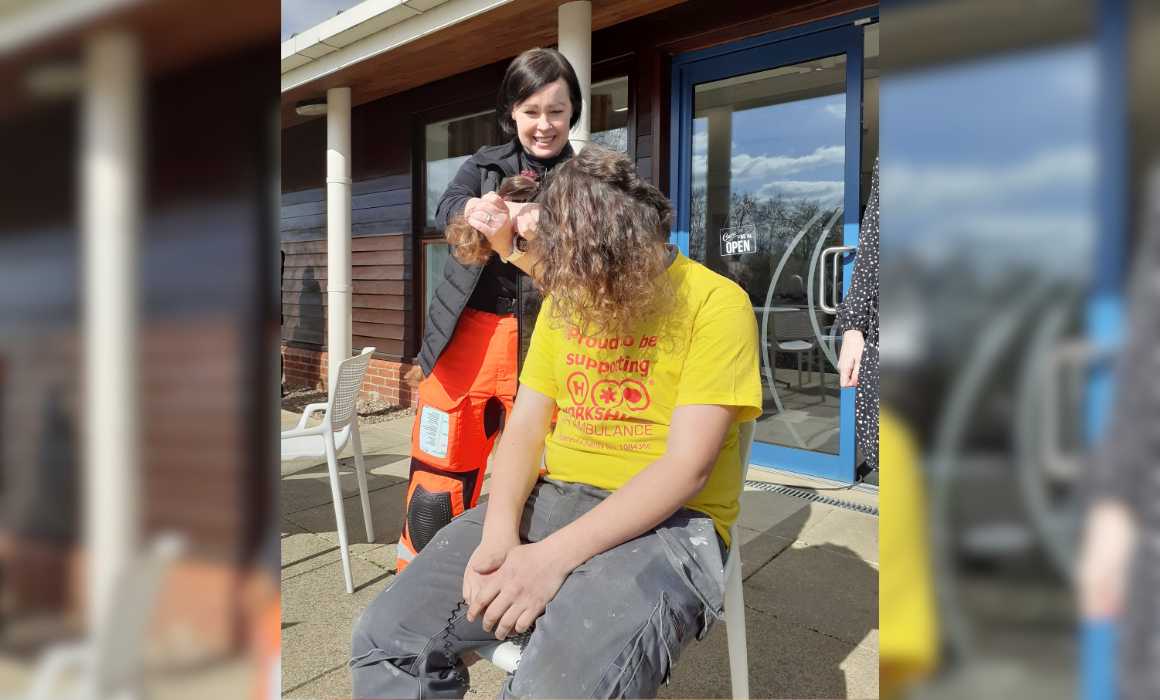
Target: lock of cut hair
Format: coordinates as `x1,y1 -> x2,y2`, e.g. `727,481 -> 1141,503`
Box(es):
445,175 -> 540,265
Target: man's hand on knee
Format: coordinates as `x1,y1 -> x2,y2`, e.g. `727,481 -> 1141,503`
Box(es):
467,541 -> 571,640
463,534 -> 520,620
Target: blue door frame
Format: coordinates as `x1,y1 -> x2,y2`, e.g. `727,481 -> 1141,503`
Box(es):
669,9 -> 877,483
1082,1 -> 1127,698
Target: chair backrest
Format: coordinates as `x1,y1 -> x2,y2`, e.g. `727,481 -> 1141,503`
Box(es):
327,347 -> 375,430
91,533 -> 186,693
738,420 -> 755,483
772,309 -> 819,342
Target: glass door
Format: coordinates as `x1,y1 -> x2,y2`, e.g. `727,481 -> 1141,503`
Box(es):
671,17 -> 875,482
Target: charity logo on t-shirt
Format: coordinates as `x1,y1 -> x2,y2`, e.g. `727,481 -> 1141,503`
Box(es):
554,325 -> 673,453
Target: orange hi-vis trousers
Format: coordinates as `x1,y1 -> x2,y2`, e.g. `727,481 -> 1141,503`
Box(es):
396,308 -> 518,571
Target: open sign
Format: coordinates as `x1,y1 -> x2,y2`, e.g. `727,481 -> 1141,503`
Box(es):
720,224 -> 757,257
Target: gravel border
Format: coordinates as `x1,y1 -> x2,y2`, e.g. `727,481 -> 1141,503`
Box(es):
281,388 -> 414,425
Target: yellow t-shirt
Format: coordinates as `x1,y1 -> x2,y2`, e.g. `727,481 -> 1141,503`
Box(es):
519,251 -> 763,545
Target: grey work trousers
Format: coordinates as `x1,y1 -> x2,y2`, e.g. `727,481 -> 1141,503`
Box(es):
350,477 -> 728,699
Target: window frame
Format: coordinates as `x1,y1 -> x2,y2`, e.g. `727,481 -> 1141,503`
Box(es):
411,93 -> 497,349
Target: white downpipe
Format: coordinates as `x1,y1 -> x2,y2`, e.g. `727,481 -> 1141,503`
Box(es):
81,31 -> 142,631
326,86 -> 353,382
557,1 -> 591,152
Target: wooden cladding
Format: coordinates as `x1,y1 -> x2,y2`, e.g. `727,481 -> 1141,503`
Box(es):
280,174 -> 411,241
282,232 -> 411,358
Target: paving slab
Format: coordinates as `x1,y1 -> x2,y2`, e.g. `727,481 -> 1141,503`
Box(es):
282,459 -> 408,517
0,657 -> 30,695
150,660 -> 253,700
735,527 -> 796,579
366,453 -> 413,481
839,643 -> 881,699
736,489 -> 835,537
281,519 -> 395,585
797,507 -> 880,566
742,543 -> 878,648
281,556 -> 393,698
283,479 -> 408,552
2,645 -> 255,700
660,605 -> 878,699
281,520 -> 336,580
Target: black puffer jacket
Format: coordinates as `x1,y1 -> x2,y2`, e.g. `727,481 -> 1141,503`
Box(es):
418,140 -> 571,375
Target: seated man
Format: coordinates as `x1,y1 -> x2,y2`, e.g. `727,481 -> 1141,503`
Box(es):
351,145 -> 761,699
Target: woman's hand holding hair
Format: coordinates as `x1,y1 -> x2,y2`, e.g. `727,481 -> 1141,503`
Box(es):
466,192 -> 514,256
507,201 -> 541,240
463,194 -> 508,228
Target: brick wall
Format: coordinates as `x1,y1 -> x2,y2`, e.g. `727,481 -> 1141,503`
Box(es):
282,345 -> 418,408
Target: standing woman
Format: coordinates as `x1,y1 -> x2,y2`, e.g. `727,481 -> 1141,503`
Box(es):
836,158 -> 880,473
396,48 -> 581,571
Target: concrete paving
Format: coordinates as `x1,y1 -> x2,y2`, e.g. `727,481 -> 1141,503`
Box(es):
0,638 -> 254,699
280,410 -> 879,699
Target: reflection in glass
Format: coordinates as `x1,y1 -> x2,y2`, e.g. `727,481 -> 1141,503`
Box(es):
590,76 -> 629,153
423,241 -> 451,316
425,110 -> 498,229
691,54 -> 847,455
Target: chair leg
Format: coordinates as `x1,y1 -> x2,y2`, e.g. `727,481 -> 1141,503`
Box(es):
325,436 -> 354,594
815,348 -> 824,399
797,353 -> 803,389
724,548 -> 750,700
351,424 -> 375,543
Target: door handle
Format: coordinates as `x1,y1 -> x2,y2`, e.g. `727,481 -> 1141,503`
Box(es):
818,245 -> 856,314
1040,340 -> 1114,480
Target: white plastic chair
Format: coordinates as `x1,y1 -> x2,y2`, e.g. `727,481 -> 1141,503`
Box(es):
17,534 -> 186,700
478,421 -> 756,699
769,309 -> 820,389
281,347 -> 376,594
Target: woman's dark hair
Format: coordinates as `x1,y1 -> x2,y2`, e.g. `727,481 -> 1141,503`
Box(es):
497,48 -> 582,139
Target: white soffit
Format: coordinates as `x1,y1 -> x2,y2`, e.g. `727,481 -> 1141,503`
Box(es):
281,0 -> 512,93
0,0 -> 140,57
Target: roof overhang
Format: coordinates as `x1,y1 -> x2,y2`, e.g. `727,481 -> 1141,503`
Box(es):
0,0 -> 140,57
0,0 -> 277,120
281,0 -> 512,93
279,0 -> 684,129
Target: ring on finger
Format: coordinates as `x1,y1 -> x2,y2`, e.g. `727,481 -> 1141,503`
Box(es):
484,212 -> 493,225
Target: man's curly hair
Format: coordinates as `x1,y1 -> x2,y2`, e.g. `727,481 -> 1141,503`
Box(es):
445,175 -> 540,265
531,144 -> 674,335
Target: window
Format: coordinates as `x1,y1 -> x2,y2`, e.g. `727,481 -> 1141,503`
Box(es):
590,76 -> 629,153
419,105 -> 499,341
424,109 -> 499,229
422,240 -> 451,316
